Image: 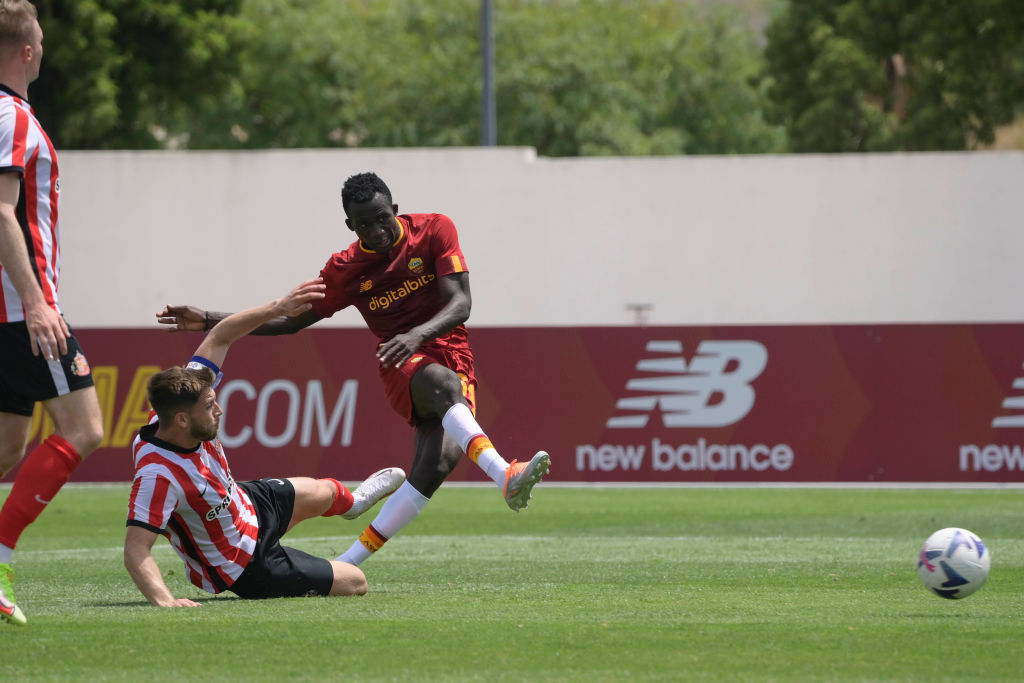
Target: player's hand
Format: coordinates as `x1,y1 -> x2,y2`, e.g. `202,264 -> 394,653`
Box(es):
271,278 -> 326,318
24,302 -> 70,360
376,331 -> 425,368
156,305 -> 206,332
160,598 -> 202,608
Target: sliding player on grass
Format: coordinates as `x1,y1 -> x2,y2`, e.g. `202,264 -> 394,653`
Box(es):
125,279 -> 404,605
156,171 -> 550,568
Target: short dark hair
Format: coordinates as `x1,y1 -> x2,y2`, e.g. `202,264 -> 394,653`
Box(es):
341,172 -> 392,213
147,366 -> 215,425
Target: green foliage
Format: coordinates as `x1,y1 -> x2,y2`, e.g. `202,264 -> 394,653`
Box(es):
496,0 -> 783,155
206,0 -> 783,155
3,485 -> 1024,680
26,0 -> 782,154
762,0 -> 1024,151
202,0 -> 483,149
29,0 -> 1022,154
31,0 -> 245,149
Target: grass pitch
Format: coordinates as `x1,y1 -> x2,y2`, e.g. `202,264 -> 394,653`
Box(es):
1,484 -> 1022,681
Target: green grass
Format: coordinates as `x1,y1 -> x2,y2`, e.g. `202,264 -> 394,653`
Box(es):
2,485 -> 1023,681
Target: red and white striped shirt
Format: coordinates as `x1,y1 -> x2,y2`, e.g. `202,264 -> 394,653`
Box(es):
127,360 -> 258,593
0,85 -> 61,322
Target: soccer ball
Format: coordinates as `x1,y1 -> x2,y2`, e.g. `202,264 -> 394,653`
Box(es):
917,527 -> 991,599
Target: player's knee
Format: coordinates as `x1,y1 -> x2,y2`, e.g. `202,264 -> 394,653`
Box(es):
67,422 -> 104,458
412,367 -> 463,416
332,562 -> 367,596
0,442 -> 27,477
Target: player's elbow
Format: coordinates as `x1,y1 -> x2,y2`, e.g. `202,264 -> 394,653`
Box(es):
454,297 -> 471,325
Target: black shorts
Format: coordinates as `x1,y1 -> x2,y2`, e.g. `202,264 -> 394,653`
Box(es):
0,321 -> 95,416
230,478 -> 334,599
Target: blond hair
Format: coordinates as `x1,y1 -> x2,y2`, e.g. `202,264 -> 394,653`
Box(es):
0,0 -> 36,49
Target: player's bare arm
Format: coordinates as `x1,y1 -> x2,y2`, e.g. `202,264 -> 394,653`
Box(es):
123,525 -> 202,608
193,278 -> 326,368
156,293 -> 324,337
0,172 -> 69,359
377,272 -> 472,368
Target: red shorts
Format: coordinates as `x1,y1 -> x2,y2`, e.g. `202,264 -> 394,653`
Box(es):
379,340 -> 477,426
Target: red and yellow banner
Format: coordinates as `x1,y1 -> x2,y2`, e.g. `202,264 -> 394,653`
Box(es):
21,325 -> 1024,483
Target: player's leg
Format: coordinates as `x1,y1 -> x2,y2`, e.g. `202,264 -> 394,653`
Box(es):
231,480 -> 366,599
285,477 -> 340,531
327,560 -> 368,596
0,323 -> 104,558
0,413 -> 30,625
0,387 -> 103,551
0,411 -> 31,479
44,384 -> 104,460
285,469 -> 405,533
415,362 -> 550,511
334,421 -> 445,566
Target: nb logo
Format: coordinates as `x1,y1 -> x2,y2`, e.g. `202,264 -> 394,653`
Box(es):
992,360 -> 1024,427
606,340 -> 767,429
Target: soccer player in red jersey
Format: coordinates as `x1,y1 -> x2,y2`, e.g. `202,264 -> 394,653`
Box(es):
157,172 -> 550,567
126,279 -> 404,605
0,1 -> 104,626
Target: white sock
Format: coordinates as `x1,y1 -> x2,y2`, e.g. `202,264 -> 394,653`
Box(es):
336,539 -> 371,566
476,451 -> 510,487
441,403 -> 509,487
336,481 -> 430,566
0,543 -> 12,564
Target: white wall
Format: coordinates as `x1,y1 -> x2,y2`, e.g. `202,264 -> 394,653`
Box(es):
56,147 -> 1023,327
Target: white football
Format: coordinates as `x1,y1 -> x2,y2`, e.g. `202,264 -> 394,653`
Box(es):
917,527 -> 991,599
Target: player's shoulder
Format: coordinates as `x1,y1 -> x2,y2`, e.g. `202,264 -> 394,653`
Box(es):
403,213 -> 456,233
132,427 -> 185,471
0,96 -> 19,125
326,238 -> 363,263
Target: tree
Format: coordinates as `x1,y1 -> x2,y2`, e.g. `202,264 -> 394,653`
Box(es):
762,0 -> 1024,151
196,0 -> 482,149
495,0 -> 783,155
216,0 -> 782,155
31,0 -> 245,149
27,0 -> 784,154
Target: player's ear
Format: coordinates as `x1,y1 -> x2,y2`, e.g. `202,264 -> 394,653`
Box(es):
344,218 -> 353,231
392,203 -> 399,215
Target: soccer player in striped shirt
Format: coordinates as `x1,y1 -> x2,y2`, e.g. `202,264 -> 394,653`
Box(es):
0,1 -> 104,626
157,172 -> 550,569
125,279 -> 405,605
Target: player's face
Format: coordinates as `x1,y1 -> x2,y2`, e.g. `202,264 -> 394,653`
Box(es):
187,388 -> 222,442
346,193 -> 400,253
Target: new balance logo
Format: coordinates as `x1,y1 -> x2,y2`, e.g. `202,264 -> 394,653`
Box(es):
992,360 -> 1024,427
960,358 -> 1024,472
607,340 -> 767,429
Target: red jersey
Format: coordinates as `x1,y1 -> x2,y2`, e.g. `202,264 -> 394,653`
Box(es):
0,86 -> 61,322
311,213 -> 470,343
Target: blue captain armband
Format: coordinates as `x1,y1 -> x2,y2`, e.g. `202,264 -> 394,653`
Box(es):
186,355 -> 224,389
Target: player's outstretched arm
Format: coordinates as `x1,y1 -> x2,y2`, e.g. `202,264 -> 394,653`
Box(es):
124,526 -> 202,608
192,278 -> 326,368
156,296 -> 323,337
